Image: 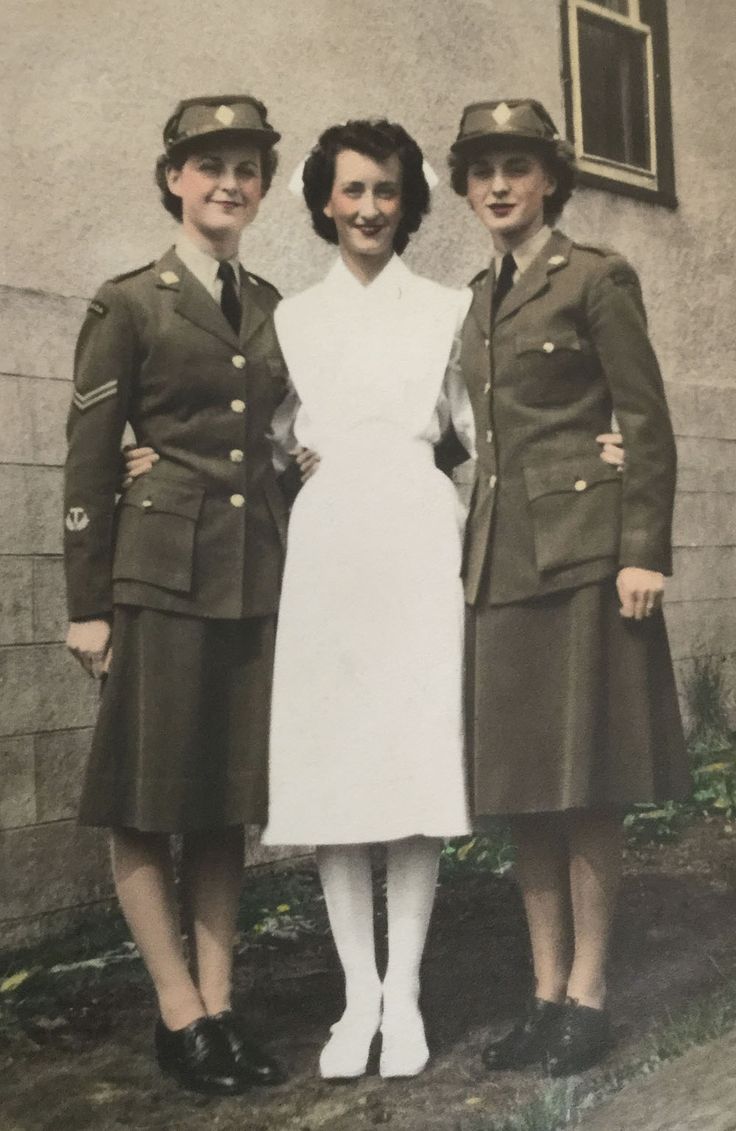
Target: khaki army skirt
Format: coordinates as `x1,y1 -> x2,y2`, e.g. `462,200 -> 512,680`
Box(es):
79,606 -> 275,832
466,580 -> 689,817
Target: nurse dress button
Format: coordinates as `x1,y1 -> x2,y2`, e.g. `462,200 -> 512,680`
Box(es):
229,449 -> 244,463
230,399 -> 246,413
230,493 -> 245,507
574,479 -> 588,492
232,355 -> 246,369
543,341 -> 555,353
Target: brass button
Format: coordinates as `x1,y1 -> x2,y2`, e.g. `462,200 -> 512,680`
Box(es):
484,337 -> 490,348
486,429 -> 493,444
230,398 -> 246,413
230,493 -> 245,508
142,498 -> 153,509
232,354 -> 246,369
229,449 -> 244,463
489,474 -> 497,489
484,381 -> 491,394
543,341 -> 555,353
574,479 -> 588,492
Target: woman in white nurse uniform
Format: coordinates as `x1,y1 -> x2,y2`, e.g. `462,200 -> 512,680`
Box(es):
262,119 -> 472,1080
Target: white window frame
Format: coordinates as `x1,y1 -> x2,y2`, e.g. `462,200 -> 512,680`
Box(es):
565,0 -> 659,192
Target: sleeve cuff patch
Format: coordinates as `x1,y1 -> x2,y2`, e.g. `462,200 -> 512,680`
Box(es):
65,507 -> 90,532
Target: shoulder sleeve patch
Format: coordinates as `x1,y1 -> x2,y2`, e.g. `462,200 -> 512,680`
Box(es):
111,261 -> 155,284
87,299 -> 108,318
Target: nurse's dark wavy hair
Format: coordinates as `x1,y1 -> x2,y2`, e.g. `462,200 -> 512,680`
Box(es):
448,137 -> 576,225
301,119 -> 431,254
154,102 -> 279,222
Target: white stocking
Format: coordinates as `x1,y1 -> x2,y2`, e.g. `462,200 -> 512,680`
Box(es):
316,844 -> 381,1078
384,835 -> 441,1006
316,844 -> 381,1013
380,836 -> 441,1077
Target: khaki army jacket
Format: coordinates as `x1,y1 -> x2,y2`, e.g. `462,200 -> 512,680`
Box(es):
461,229 -> 677,607
64,248 -> 290,621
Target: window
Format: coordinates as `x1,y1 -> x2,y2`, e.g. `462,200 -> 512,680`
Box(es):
561,0 -> 677,206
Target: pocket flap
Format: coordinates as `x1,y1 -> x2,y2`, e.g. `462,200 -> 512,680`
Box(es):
523,453 -> 620,502
121,476 -> 205,520
516,330 -> 582,355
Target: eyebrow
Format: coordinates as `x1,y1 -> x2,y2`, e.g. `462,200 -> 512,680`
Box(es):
339,178 -> 400,190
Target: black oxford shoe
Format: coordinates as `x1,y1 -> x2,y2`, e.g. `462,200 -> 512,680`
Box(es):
212,1010 -> 288,1086
154,1016 -> 246,1095
546,1000 -> 613,1077
482,998 -> 566,1071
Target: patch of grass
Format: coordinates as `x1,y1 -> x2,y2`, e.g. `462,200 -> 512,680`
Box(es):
440,824 -> 515,879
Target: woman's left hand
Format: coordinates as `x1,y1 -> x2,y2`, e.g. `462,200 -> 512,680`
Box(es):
617,567 -> 664,620
596,432 -> 625,469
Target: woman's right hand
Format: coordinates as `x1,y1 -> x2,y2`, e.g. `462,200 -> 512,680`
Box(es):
122,444 -> 159,488
292,445 -> 321,482
66,619 -> 112,679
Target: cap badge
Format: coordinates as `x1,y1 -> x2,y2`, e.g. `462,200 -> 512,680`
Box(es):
214,104 -> 235,126
160,271 -> 180,286
65,507 -> 90,533
492,102 -> 512,126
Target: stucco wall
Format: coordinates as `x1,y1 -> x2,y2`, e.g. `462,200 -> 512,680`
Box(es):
1,0 -> 735,946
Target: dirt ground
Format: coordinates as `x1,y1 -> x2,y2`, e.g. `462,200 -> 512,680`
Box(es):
2,819 -> 736,1131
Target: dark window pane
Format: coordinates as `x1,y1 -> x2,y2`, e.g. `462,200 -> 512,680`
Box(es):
578,10 -> 650,167
591,0 -> 629,12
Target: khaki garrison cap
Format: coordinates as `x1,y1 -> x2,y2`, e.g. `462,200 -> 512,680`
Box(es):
451,99 -> 560,152
163,95 -> 281,154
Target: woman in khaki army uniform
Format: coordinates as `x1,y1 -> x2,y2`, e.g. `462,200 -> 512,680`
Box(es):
449,100 -> 688,1075
63,96 -> 290,1095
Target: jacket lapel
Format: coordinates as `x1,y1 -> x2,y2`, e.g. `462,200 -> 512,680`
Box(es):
470,267 -> 493,341
495,230 -> 574,325
154,248 -> 239,349
238,269 -> 272,346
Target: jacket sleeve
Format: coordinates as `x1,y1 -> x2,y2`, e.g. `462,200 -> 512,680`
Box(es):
585,257 -> 676,575
64,283 -> 138,619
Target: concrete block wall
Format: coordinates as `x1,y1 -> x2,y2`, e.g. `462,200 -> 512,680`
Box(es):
0,286 -> 112,949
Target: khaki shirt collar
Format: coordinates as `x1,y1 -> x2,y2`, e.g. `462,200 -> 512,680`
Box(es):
493,224 -> 553,284
175,231 -> 241,299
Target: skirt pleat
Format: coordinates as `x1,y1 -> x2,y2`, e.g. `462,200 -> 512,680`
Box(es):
79,607 -> 274,832
467,581 -> 689,816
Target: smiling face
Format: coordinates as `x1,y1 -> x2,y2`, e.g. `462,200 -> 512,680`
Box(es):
465,146 -> 556,250
322,148 -> 403,277
166,141 -> 264,254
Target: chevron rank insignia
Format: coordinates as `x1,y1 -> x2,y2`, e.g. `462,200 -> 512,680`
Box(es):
72,379 -> 118,412
87,300 -> 108,317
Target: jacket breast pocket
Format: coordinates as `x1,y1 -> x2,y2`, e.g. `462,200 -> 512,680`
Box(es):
113,477 -> 205,593
522,453 -> 622,573
515,330 -> 588,406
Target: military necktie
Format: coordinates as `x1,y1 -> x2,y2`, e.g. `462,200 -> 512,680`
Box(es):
217,261 -> 241,335
492,252 -> 516,319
